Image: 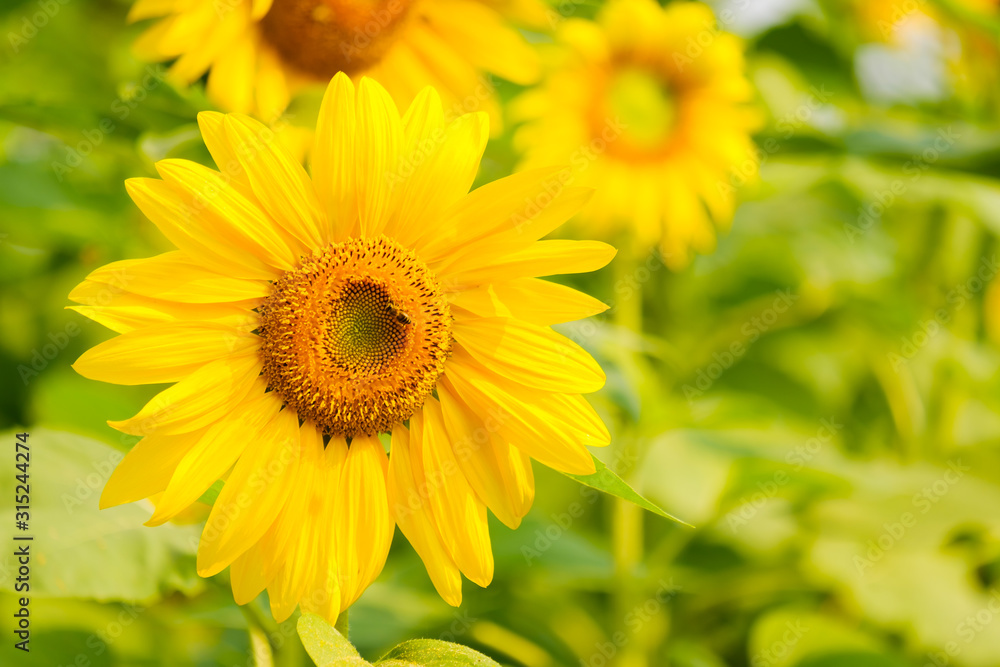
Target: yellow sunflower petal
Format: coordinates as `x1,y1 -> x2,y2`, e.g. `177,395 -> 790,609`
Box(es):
207,32 -> 257,115
99,428 -> 207,509
452,278 -> 609,325
231,545 -> 268,605
261,425 -> 328,621
299,435 -> 345,623
386,93 -> 488,246
311,72 -> 357,241
332,434 -> 394,607
127,0 -> 182,23
418,166 -> 567,262
126,178 -> 276,280
438,383 -> 533,529
434,186 -> 595,277
197,406 -> 301,576
68,300 -> 256,335
77,252 -> 271,304
73,322 -> 258,385
224,113 -> 325,248
251,0 -> 273,19
109,349 -> 262,436
444,240 -> 617,289
297,428 -> 346,622
255,45 -> 291,123
355,77 -> 403,238
443,351 -> 608,475
146,384 -> 279,526
155,159 -> 302,268
196,111 -> 255,197
167,7 -> 247,85
419,399 -> 493,587
387,423 -> 463,606
420,0 -> 540,85
454,317 -> 606,394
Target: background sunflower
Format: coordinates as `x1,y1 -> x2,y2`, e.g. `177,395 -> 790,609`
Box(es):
127,0 -> 542,128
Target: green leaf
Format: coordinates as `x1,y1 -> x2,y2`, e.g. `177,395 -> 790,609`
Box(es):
199,479 -> 224,505
298,614 -> 370,667
376,639 -> 501,667
0,428 -> 203,601
562,454 -> 693,527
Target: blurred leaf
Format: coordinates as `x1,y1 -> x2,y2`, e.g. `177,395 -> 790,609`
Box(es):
198,480 -> 223,505
796,653 -> 911,667
0,428 -> 202,601
748,607 -> 884,667
562,453 -> 692,527
298,614 -> 369,666
376,639 -> 501,667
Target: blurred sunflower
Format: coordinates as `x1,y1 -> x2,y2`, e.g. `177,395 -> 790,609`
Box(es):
128,0 -> 541,126
851,0 -> 1000,110
855,0 -> 998,43
69,74 -> 613,623
512,0 -> 758,268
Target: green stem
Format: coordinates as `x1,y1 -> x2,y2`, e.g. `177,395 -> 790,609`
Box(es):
241,604 -> 276,667
613,241 -> 644,333
610,248 -> 650,667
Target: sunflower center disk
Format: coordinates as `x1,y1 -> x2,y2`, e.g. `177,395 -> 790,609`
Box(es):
258,236 -> 452,438
600,66 -> 677,159
261,0 -> 415,77
329,278 -> 411,374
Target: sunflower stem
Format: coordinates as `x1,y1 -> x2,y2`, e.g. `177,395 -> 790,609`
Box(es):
611,247 -> 650,667
612,240 -> 644,333
240,603 -> 276,667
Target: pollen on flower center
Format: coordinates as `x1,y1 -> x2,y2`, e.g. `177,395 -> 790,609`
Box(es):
258,236 -> 452,438
261,0 -> 416,78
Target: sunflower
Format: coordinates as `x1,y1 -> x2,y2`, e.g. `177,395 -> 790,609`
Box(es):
128,0 -> 541,127
850,0 -> 1000,111
511,0 -> 757,269
854,0 -> 998,44
70,74 -> 613,622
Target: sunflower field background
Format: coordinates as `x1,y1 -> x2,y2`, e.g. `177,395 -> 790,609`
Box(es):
3,0 -> 1000,665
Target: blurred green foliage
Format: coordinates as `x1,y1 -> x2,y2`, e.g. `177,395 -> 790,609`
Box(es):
2,0 -> 1000,666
